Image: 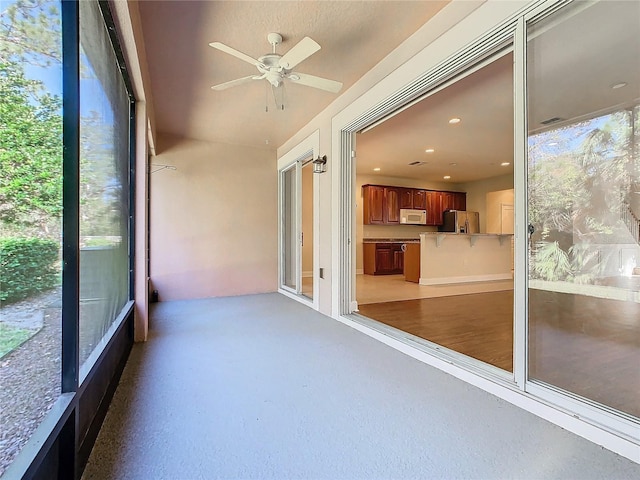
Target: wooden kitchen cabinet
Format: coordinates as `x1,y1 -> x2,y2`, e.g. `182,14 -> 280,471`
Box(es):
426,191 -> 443,225
363,184 -> 465,226
362,185 -> 400,225
452,192 -> 466,211
399,188 -> 413,209
384,187 -> 400,224
398,188 -> 427,210
413,189 -> 427,209
403,243 -> 421,283
362,185 -> 385,224
363,242 -> 404,275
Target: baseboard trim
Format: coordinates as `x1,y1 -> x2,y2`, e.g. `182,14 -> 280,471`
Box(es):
419,273 -> 512,285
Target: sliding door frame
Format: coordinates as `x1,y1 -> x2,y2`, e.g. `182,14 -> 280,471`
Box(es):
331,0 -> 639,462
521,0 -> 640,447
277,131 -> 320,310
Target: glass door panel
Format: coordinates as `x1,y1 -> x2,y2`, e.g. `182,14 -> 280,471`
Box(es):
527,0 -> 640,418
301,161 -> 314,299
282,165 -> 297,291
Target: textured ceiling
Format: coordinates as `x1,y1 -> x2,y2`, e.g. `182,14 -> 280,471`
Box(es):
357,0 -> 640,183
357,53 -> 514,183
138,0 -> 449,150
138,1 -> 638,184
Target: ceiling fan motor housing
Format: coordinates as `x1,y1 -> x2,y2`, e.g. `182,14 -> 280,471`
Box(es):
257,53 -> 286,87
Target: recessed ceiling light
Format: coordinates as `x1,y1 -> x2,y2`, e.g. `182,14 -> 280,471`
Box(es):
611,82 -> 627,90
443,175 -> 451,180
425,148 -> 435,153
501,162 -> 510,166
373,167 -> 381,172
448,117 -> 461,124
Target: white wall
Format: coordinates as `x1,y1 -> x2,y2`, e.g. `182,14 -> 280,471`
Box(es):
486,188 -> 515,234
459,174 -> 514,233
150,134 -> 278,301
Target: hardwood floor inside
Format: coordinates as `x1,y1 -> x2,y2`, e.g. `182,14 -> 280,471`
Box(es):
358,291 -> 514,372
357,287 -> 640,419
529,289 -> 640,419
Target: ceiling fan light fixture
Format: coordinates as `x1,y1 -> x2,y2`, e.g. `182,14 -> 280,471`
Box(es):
209,33 -> 342,99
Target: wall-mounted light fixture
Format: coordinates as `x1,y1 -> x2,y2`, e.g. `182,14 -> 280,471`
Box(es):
313,155 -> 327,174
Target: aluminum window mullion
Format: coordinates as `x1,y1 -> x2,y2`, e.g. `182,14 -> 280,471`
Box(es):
61,0 -> 80,394
513,15 -> 528,390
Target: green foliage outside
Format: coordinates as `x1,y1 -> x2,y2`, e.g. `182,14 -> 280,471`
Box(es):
529,108 -> 640,283
0,1 -> 63,309
0,322 -> 36,358
0,237 -> 58,303
0,61 -> 62,236
1,0 -> 62,241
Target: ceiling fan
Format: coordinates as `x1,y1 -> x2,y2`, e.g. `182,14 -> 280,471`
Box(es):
209,33 -> 343,94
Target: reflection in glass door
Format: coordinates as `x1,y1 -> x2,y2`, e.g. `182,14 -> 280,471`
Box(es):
281,159 -> 314,300
301,160 -> 314,299
527,0 -> 640,419
281,165 -> 298,292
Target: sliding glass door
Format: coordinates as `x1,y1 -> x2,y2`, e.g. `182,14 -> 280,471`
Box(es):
281,164 -> 298,292
280,159 -> 315,300
527,0 -> 640,419
301,160 -> 314,299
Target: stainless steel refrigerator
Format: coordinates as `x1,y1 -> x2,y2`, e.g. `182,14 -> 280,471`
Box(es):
440,210 -> 480,234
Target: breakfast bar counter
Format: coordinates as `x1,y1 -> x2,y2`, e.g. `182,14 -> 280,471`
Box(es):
419,232 -> 513,285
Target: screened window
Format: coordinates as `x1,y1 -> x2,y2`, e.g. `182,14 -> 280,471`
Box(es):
78,0 -> 131,373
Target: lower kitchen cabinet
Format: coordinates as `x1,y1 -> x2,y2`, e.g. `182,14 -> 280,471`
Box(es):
403,243 -> 421,283
363,243 -> 404,275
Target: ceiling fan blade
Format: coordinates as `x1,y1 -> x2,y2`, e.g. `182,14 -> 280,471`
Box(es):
211,75 -> 259,91
288,72 -> 343,93
209,42 -> 261,66
278,37 -> 321,69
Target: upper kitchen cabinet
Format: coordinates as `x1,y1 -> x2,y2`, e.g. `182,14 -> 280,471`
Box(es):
429,191 -> 467,225
443,191 -> 466,212
363,185 -> 385,224
399,188 -> 427,210
399,188 -> 413,209
453,192 -> 466,211
384,187 -> 400,224
413,190 -> 427,210
363,184 -> 465,226
363,185 -> 400,224
426,191 -> 443,225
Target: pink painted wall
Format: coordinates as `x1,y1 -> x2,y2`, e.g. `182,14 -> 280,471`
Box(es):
150,134 -> 278,301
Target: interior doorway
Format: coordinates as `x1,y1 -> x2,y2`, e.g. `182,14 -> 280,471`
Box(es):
353,50 -> 516,374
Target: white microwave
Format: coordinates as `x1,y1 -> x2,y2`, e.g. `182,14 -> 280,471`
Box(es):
400,208 -> 427,225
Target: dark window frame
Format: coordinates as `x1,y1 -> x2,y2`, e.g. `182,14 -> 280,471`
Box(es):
3,1 -> 137,478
